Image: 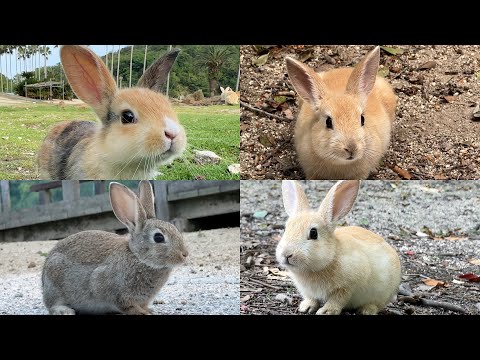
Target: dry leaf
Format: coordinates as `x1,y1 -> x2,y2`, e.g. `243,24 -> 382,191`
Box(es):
241,295 -> 251,302
459,273 -> 480,282
392,165 -> 412,179
418,61 -> 437,70
433,174 -> 448,180
253,53 -> 269,67
283,108 -> 294,120
422,278 -> 445,287
468,259 -> 480,265
377,68 -> 390,78
380,46 -> 405,55
405,250 -> 415,255
444,236 -> 467,241
443,96 -> 456,103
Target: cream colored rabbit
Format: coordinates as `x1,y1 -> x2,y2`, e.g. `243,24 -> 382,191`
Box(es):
276,180 -> 401,315
286,46 -> 397,179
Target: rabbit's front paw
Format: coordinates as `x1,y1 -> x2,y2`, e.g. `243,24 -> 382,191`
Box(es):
316,304 -> 342,315
298,299 -> 320,314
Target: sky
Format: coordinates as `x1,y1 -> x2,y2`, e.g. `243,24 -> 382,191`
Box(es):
1,45 -> 129,77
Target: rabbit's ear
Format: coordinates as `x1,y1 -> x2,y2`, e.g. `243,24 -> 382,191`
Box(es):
220,86 -> 225,93
110,182 -> 146,232
282,180 -> 310,217
318,180 -> 360,224
138,180 -> 156,219
285,57 -> 325,111
346,46 -> 380,107
60,45 -> 117,121
137,48 -> 180,93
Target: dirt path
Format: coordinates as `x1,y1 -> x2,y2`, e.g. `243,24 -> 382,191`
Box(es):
0,227 -> 239,315
240,45 -> 480,180
240,181 -> 480,315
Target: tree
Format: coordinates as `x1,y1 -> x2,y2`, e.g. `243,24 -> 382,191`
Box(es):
197,46 -> 232,97
0,45 -> 5,92
41,45 -> 51,80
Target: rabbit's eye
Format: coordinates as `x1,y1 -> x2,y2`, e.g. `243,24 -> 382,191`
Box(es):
121,110 -> 137,124
326,117 -> 333,129
309,228 -> 318,240
361,115 -> 365,126
154,232 -> 165,243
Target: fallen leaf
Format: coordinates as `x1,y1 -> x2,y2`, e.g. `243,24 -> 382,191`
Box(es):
253,210 -> 268,219
380,46 -> 405,55
253,53 -> 269,67
273,96 -> 287,104
476,72 -> 480,79
283,108 -> 294,120
459,273 -> 480,282
405,250 -> 415,255
298,49 -> 314,63
392,165 -> 412,179
422,278 -> 445,287
433,174 -> 448,180
416,231 -> 429,238
443,95 -> 456,103
240,305 -> 249,312
469,259 -> 480,265
258,134 -> 274,147
417,61 -> 437,70
241,295 -> 251,302
377,68 -> 390,78
444,236 -> 467,241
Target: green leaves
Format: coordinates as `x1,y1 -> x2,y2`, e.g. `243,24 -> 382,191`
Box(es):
253,53 -> 269,67
380,46 -> 405,55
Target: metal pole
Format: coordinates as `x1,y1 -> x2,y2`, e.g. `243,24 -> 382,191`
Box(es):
143,45 -> 148,73
129,45 -> 133,87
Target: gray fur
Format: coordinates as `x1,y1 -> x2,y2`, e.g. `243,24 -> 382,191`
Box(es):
42,181 -> 188,315
49,121 -> 96,180
137,48 -> 181,92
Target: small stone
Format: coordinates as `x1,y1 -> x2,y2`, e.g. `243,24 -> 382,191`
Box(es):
153,299 -> 165,305
27,262 -> 36,268
14,293 -> 23,298
275,294 -> 293,305
181,300 -> 187,305
190,269 -> 197,274
228,163 -> 240,174
475,303 -> 480,312
215,265 -> 222,270
194,150 -> 222,165
245,256 -> 254,269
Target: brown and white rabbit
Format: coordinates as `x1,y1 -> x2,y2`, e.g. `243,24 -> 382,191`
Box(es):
276,180 -> 401,315
286,46 -> 397,179
38,45 -> 187,180
42,180 -> 189,315
220,86 -> 239,105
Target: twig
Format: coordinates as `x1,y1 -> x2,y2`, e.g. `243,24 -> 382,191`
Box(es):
246,277 -> 282,290
398,294 -> 466,314
241,101 -> 292,122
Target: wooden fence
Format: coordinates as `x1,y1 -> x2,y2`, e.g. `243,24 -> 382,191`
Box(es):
0,180 -> 239,242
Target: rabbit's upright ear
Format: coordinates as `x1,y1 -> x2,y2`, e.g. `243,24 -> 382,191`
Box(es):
137,48 -> 181,93
60,45 -> 117,121
110,182 -> 146,232
282,180 -> 310,217
285,57 -> 325,111
138,180 -> 156,219
346,46 -> 380,107
318,180 -> 360,225
220,86 -> 225,93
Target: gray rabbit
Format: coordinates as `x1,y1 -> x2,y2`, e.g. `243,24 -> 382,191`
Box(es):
42,180 -> 189,315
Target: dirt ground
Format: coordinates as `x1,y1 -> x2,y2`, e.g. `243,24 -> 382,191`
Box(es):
240,45 -> 480,180
240,181 -> 480,315
0,227 -> 239,315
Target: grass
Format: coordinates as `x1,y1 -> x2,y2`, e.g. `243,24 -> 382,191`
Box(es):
0,103 -> 239,180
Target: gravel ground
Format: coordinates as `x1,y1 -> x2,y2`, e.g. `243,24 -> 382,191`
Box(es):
0,227 -> 240,315
240,45 -> 480,180
240,180 -> 480,315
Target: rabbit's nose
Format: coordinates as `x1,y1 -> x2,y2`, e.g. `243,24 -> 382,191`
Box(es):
165,130 -> 177,140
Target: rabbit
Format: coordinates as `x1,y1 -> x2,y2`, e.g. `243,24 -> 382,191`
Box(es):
37,45 -> 187,180
285,46 -> 397,179
42,180 -> 189,315
276,180 -> 401,315
220,86 -> 239,105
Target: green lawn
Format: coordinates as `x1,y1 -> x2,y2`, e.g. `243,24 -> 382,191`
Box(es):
0,104 -> 240,180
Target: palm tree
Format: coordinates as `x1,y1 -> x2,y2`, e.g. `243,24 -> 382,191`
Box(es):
42,45 -> 51,80
197,46 -> 232,97
116,45 -> 121,86
0,45 -> 5,92
105,45 -> 109,68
